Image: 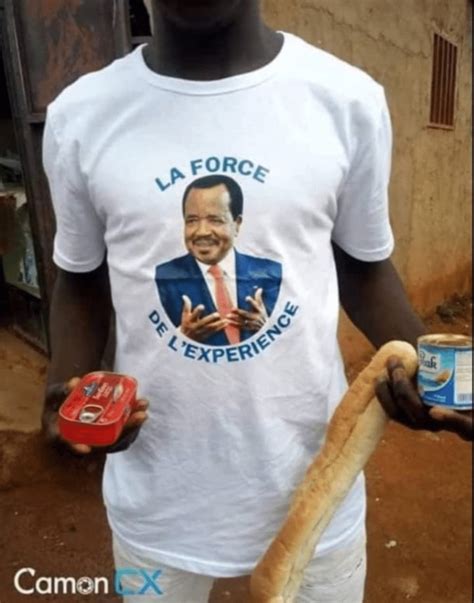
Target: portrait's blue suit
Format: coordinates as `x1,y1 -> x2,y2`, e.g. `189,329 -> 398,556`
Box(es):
155,250 -> 282,346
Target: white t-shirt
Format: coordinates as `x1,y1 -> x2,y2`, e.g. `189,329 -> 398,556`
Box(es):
43,32 -> 394,577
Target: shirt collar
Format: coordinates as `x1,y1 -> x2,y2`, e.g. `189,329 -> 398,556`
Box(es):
195,248 -> 236,279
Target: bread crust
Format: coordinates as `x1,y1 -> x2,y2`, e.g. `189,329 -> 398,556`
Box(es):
250,340 -> 418,603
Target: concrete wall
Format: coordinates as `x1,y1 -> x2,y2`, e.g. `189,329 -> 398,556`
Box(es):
262,0 -> 472,358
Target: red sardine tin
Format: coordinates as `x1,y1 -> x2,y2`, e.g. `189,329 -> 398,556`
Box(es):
58,372 -> 138,446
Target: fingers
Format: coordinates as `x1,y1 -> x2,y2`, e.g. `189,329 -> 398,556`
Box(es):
68,442 -> 92,455
67,376 -> 81,390
208,319 -> 229,333
190,304 -> 205,321
228,308 -> 253,322
43,377 -> 81,422
227,309 -> 265,331
429,407 -> 473,441
181,311 -> 228,341
181,295 -> 205,321
45,377 -> 80,410
227,313 -> 250,328
133,398 -> 149,412
45,382 -> 69,401
50,431 -> 93,457
124,400 -> 149,430
45,378 -> 86,451
228,318 -> 264,331
374,376 -> 398,419
123,412 -> 148,430
198,312 -> 226,328
246,288 -> 264,311
181,295 -> 192,317
192,314 -> 229,337
226,317 -> 243,328
386,356 -> 425,423
106,427 -> 140,453
198,319 -> 229,338
107,399 -> 150,453
197,314 -> 229,336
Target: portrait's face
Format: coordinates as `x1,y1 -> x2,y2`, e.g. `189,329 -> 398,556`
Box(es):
184,184 -> 242,265
152,0 -> 245,32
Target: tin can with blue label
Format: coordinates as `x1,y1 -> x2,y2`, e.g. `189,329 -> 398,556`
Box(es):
417,334 -> 472,410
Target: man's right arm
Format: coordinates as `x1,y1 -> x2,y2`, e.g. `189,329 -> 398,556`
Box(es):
42,260 -> 112,441
41,108 -> 150,453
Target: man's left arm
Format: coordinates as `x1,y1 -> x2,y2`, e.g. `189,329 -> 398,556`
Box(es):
333,242 -> 426,348
333,242 -> 473,441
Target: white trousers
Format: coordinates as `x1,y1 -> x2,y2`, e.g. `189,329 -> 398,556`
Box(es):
113,529 -> 366,603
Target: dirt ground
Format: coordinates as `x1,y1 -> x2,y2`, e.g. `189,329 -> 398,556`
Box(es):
0,295 -> 472,603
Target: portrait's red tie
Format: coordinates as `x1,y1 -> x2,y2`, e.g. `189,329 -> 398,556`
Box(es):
208,264 -> 240,345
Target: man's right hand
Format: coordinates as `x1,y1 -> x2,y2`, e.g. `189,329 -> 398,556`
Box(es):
180,294 -> 228,342
42,378 -> 87,454
42,378 -> 149,455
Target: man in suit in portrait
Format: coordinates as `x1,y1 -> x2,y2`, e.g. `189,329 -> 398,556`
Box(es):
155,175 -> 282,346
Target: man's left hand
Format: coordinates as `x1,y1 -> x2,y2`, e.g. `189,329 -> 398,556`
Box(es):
375,356 -> 473,441
227,288 -> 268,332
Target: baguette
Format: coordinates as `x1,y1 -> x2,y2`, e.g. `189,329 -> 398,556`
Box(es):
250,340 -> 418,603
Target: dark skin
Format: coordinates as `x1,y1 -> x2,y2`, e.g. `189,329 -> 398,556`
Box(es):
144,0 -> 284,81
333,243 -> 472,441
43,262 -> 149,456
42,0 -> 472,454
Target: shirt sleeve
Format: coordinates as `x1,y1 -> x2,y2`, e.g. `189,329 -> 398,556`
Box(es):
332,86 -> 394,262
43,108 -> 106,272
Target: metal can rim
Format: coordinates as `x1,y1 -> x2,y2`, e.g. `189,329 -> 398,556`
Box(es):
417,334 -> 472,349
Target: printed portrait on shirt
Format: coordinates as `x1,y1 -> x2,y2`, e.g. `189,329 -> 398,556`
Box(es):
155,175 -> 282,347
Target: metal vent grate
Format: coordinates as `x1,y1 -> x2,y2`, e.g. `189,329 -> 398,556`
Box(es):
429,33 -> 458,128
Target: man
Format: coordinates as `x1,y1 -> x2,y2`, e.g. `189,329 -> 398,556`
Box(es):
42,1 -> 472,602
155,175 -> 282,345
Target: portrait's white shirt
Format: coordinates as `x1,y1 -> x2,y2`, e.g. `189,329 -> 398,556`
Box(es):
195,248 -> 238,309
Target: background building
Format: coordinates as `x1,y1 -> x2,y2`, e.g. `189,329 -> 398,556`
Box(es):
261,0 -> 472,359
0,0 -> 471,360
